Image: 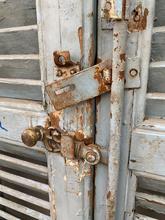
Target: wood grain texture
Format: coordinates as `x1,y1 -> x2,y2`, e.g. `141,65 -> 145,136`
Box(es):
146,98 -> 165,118
40,0 -> 96,219
134,213 -> 158,220
0,140 -> 46,164
154,0 -> 165,27
0,0 -> 37,28
0,197 -> 50,220
138,175 -> 165,195
0,30 -> 39,55
129,128 -> 165,176
0,83 -> 42,100
151,32 -> 165,62
136,192 -> 165,215
0,59 -> 40,79
0,153 -> 48,178
94,0 -> 113,218
148,67 -> 165,93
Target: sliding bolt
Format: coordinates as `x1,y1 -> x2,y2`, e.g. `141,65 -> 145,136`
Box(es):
129,68 -> 138,77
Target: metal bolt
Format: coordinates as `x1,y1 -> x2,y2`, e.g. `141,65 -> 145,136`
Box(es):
56,69 -> 63,77
58,55 -> 66,65
129,68 -> 138,77
86,151 -> 97,163
105,1 -> 111,10
133,14 -> 140,22
133,9 -> 141,22
70,68 -> 77,75
102,68 -> 111,85
102,68 -> 110,80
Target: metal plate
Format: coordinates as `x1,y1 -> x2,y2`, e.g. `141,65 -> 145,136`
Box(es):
125,57 -> 141,88
46,59 -> 112,110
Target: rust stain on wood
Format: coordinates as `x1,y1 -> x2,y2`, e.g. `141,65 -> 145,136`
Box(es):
119,71 -> 125,80
120,53 -> 126,62
94,66 -> 111,94
128,4 -> 149,32
97,57 -> 102,64
88,33 -> 95,67
78,26 -> 83,61
114,33 -> 119,37
49,111 -> 62,128
75,130 -> 84,141
107,191 -> 115,219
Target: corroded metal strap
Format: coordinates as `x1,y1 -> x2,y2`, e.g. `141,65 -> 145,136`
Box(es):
46,59 -> 112,110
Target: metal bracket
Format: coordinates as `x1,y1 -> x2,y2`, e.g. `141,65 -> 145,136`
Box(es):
46,59 -> 112,110
125,57 -> 141,89
53,51 -> 80,78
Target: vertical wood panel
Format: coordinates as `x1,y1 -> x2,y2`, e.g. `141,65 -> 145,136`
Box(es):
94,1 -> 113,219
39,0 -> 96,219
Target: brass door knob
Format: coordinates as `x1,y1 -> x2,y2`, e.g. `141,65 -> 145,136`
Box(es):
21,126 -> 43,147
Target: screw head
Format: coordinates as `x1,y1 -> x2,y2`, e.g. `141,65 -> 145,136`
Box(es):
56,69 -> 63,77
70,68 -> 77,75
86,151 -> 97,163
102,68 -> 110,80
133,14 -> 140,22
129,68 -> 138,77
84,145 -> 101,165
58,55 -> 66,65
105,2 -> 111,10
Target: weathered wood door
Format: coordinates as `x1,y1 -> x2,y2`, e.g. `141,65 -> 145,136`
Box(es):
0,0 -> 97,219
120,0 -> 165,219
0,1 -> 165,220
0,1 -> 52,219
95,1 -> 165,220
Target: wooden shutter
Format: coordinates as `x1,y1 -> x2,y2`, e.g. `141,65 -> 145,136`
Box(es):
0,1 -> 50,219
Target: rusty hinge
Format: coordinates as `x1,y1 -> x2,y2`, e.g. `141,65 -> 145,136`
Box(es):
21,126 -> 101,165
46,55 -> 112,110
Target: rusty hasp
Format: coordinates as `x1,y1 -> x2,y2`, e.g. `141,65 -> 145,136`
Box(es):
46,59 -> 112,110
54,51 -> 80,78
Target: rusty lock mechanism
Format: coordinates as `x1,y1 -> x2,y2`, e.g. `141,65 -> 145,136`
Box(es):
46,51 -> 112,111
21,51 -> 112,165
21,126 -> 101,165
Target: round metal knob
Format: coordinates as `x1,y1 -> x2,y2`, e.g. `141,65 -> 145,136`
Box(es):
21,126 -> 43,147
79,144 -> 101,165
85,145 -> 101,165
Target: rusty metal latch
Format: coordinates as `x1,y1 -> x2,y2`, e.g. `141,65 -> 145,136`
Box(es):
46,59 -> 112,110
21,126 -> 101,165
